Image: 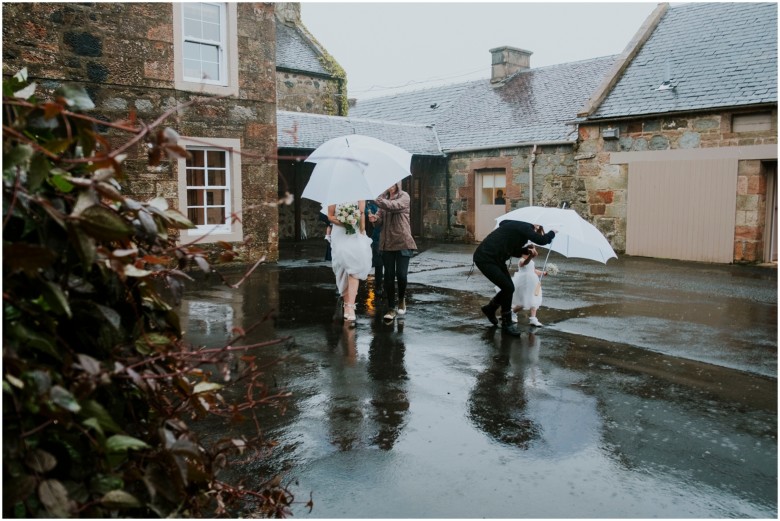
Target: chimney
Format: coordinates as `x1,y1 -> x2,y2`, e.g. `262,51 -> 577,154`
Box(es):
490,46 -> 532,83
275,2 -> 301,24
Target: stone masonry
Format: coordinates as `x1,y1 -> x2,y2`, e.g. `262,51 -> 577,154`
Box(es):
577,110 -> 777,261
2,2 -> 279,262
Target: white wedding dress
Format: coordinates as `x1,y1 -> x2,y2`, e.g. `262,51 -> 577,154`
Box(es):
330,203 -> 372,295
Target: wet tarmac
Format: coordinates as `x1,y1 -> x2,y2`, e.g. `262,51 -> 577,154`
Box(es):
180,240 -> 777,518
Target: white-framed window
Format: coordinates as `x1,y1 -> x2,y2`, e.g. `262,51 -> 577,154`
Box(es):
480,169 -> 507,205
173,3 -> 238,96
177,137 -> 243,243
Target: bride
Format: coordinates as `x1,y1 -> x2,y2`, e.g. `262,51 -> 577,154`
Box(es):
327,200 -> 373,324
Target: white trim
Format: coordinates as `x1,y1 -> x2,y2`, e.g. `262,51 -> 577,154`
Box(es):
177,137 -> 243,244
173,3 -> 238,97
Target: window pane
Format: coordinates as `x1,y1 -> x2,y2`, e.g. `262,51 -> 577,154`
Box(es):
183,41 -> 201,60
200,44 -> 219,63
495,176 -> 506,188
482,176 -> 494,188
183,18 -> 202,39
207,189 -> 226,205
203,21 -> 221,42
188,149 -> 205,168
207,150 -> 226,168
206,207 -> 226,225
187,189 -> 203,206
481,189 -> 492,205
187,169 -> 205,186
201,60 -> 219,82
209,170 -> 226,186
183,59 -> 201,79
188,207 -> 204,225
183,3 -> 201,20
201,3 -> 220,24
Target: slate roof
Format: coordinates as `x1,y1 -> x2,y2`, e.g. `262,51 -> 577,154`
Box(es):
275,18 -> 330,76
588,2 -> 778,120
277,111 -> 444,156
349,56 -> 617,151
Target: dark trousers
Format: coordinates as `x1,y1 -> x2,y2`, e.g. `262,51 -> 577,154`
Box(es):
372,240 -> 383,284
473,253 -> 513,314
382,251 -> 410,308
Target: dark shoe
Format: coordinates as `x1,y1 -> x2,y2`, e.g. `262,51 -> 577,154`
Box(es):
501,312 -> 521,336
481,304 -> 498,326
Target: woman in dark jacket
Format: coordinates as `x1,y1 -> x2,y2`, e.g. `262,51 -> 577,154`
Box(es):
473,220 -> 555,336
369,182 -> 417,321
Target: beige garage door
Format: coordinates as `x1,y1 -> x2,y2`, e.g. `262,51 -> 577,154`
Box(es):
627,159 -> 738,263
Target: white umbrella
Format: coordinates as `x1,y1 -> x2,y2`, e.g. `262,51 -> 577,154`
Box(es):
301,135 -> 412,206
496,206 -> 617,264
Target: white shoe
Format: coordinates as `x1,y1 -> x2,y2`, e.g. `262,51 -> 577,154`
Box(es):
529,317 -> 543,327
397,299 -> 407,315
325,235 -> 331,243
511,312 -> 518,323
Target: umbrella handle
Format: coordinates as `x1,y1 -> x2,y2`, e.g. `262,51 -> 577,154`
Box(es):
539,236 -> 554,282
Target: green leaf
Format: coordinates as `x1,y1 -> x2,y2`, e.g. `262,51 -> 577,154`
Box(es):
13,68 -> 28,83
48,172 -> 74,193
67,222 -> 96,267
105,434 -> 150,453
95,304 -> 121,331
148,196 -> 168,211
80,400 -> 122,434
50,385 -> 81,413
24,449 -> 57,473
89,474 -> 124,496
42,138 -> 75,155
41,281 -> 72,318
163,209 -> 196,230
56,84 -> 95,111
193,382 -> 223,394
28,154 -> 50,191
100,489 -> 141,509
13,81 -> 37,100
3,143 -> 33,177
77,205 -> 134,241
38,479 -> 71,518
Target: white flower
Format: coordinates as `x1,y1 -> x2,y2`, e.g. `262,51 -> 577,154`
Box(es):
545,263 -> 559,276
336,203 -> 360,234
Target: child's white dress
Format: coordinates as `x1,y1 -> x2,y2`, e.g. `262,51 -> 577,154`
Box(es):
330,203 -> 372,295
511,259 -> 542,310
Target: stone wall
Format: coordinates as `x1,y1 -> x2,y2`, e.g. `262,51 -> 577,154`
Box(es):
444,145 -> 577,241
577,110 -> 777,261
2,2 -> 279,262
276,71 -> 343,115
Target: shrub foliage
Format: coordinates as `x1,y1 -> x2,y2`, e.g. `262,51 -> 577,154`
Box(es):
3,70 -> 299,517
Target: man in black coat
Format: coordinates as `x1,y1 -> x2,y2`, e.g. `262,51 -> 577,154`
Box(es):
473,220 -> 556,336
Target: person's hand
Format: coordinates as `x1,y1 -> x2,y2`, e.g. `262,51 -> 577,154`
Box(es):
368,213 -> 377,223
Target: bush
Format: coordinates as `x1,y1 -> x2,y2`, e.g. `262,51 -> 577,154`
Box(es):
2,69 -> 302,517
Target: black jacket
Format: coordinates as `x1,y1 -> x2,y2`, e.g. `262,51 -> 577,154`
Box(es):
473,220 -> 556,263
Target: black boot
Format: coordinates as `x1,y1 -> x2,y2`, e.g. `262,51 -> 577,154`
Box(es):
501,312 -> 521,336
481,299 -> 499,326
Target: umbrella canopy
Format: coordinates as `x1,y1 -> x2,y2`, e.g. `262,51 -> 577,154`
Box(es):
496,206 -> 617,264
301,135 -> 412,206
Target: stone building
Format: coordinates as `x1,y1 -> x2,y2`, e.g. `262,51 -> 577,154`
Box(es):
275,2 -> 346,116
347,2 -> 778,264
2,2 -> 279,261
350,49 -> 616,243
576,2 -> 777,263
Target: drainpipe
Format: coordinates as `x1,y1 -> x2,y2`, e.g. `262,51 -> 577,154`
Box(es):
529,144 -> 538,207
445,160 -> 451,233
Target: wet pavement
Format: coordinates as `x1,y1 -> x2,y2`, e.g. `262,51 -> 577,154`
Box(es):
180,239 -> 777,518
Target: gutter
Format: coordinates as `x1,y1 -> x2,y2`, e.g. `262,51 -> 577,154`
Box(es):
444,139 -> 573,155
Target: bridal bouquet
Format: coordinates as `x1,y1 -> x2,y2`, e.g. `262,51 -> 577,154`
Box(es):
336,203 -> 360,235
544,263 -> 559,276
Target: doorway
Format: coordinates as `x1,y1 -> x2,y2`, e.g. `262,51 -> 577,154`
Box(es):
475,169 -> 507,241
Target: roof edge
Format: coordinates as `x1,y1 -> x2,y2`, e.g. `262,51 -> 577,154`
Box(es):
577,2 -> 669,118
444,139 -> 574,154
570,102 -> 779,125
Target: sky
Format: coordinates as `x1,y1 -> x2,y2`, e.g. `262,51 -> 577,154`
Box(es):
300,2 -> 661,100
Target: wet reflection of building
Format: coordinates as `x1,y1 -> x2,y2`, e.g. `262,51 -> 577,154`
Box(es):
324,316 -> 409,452
468,332 -> 542,448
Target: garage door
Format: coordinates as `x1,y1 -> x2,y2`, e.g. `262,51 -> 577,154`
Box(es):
627,159 -> 738,263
